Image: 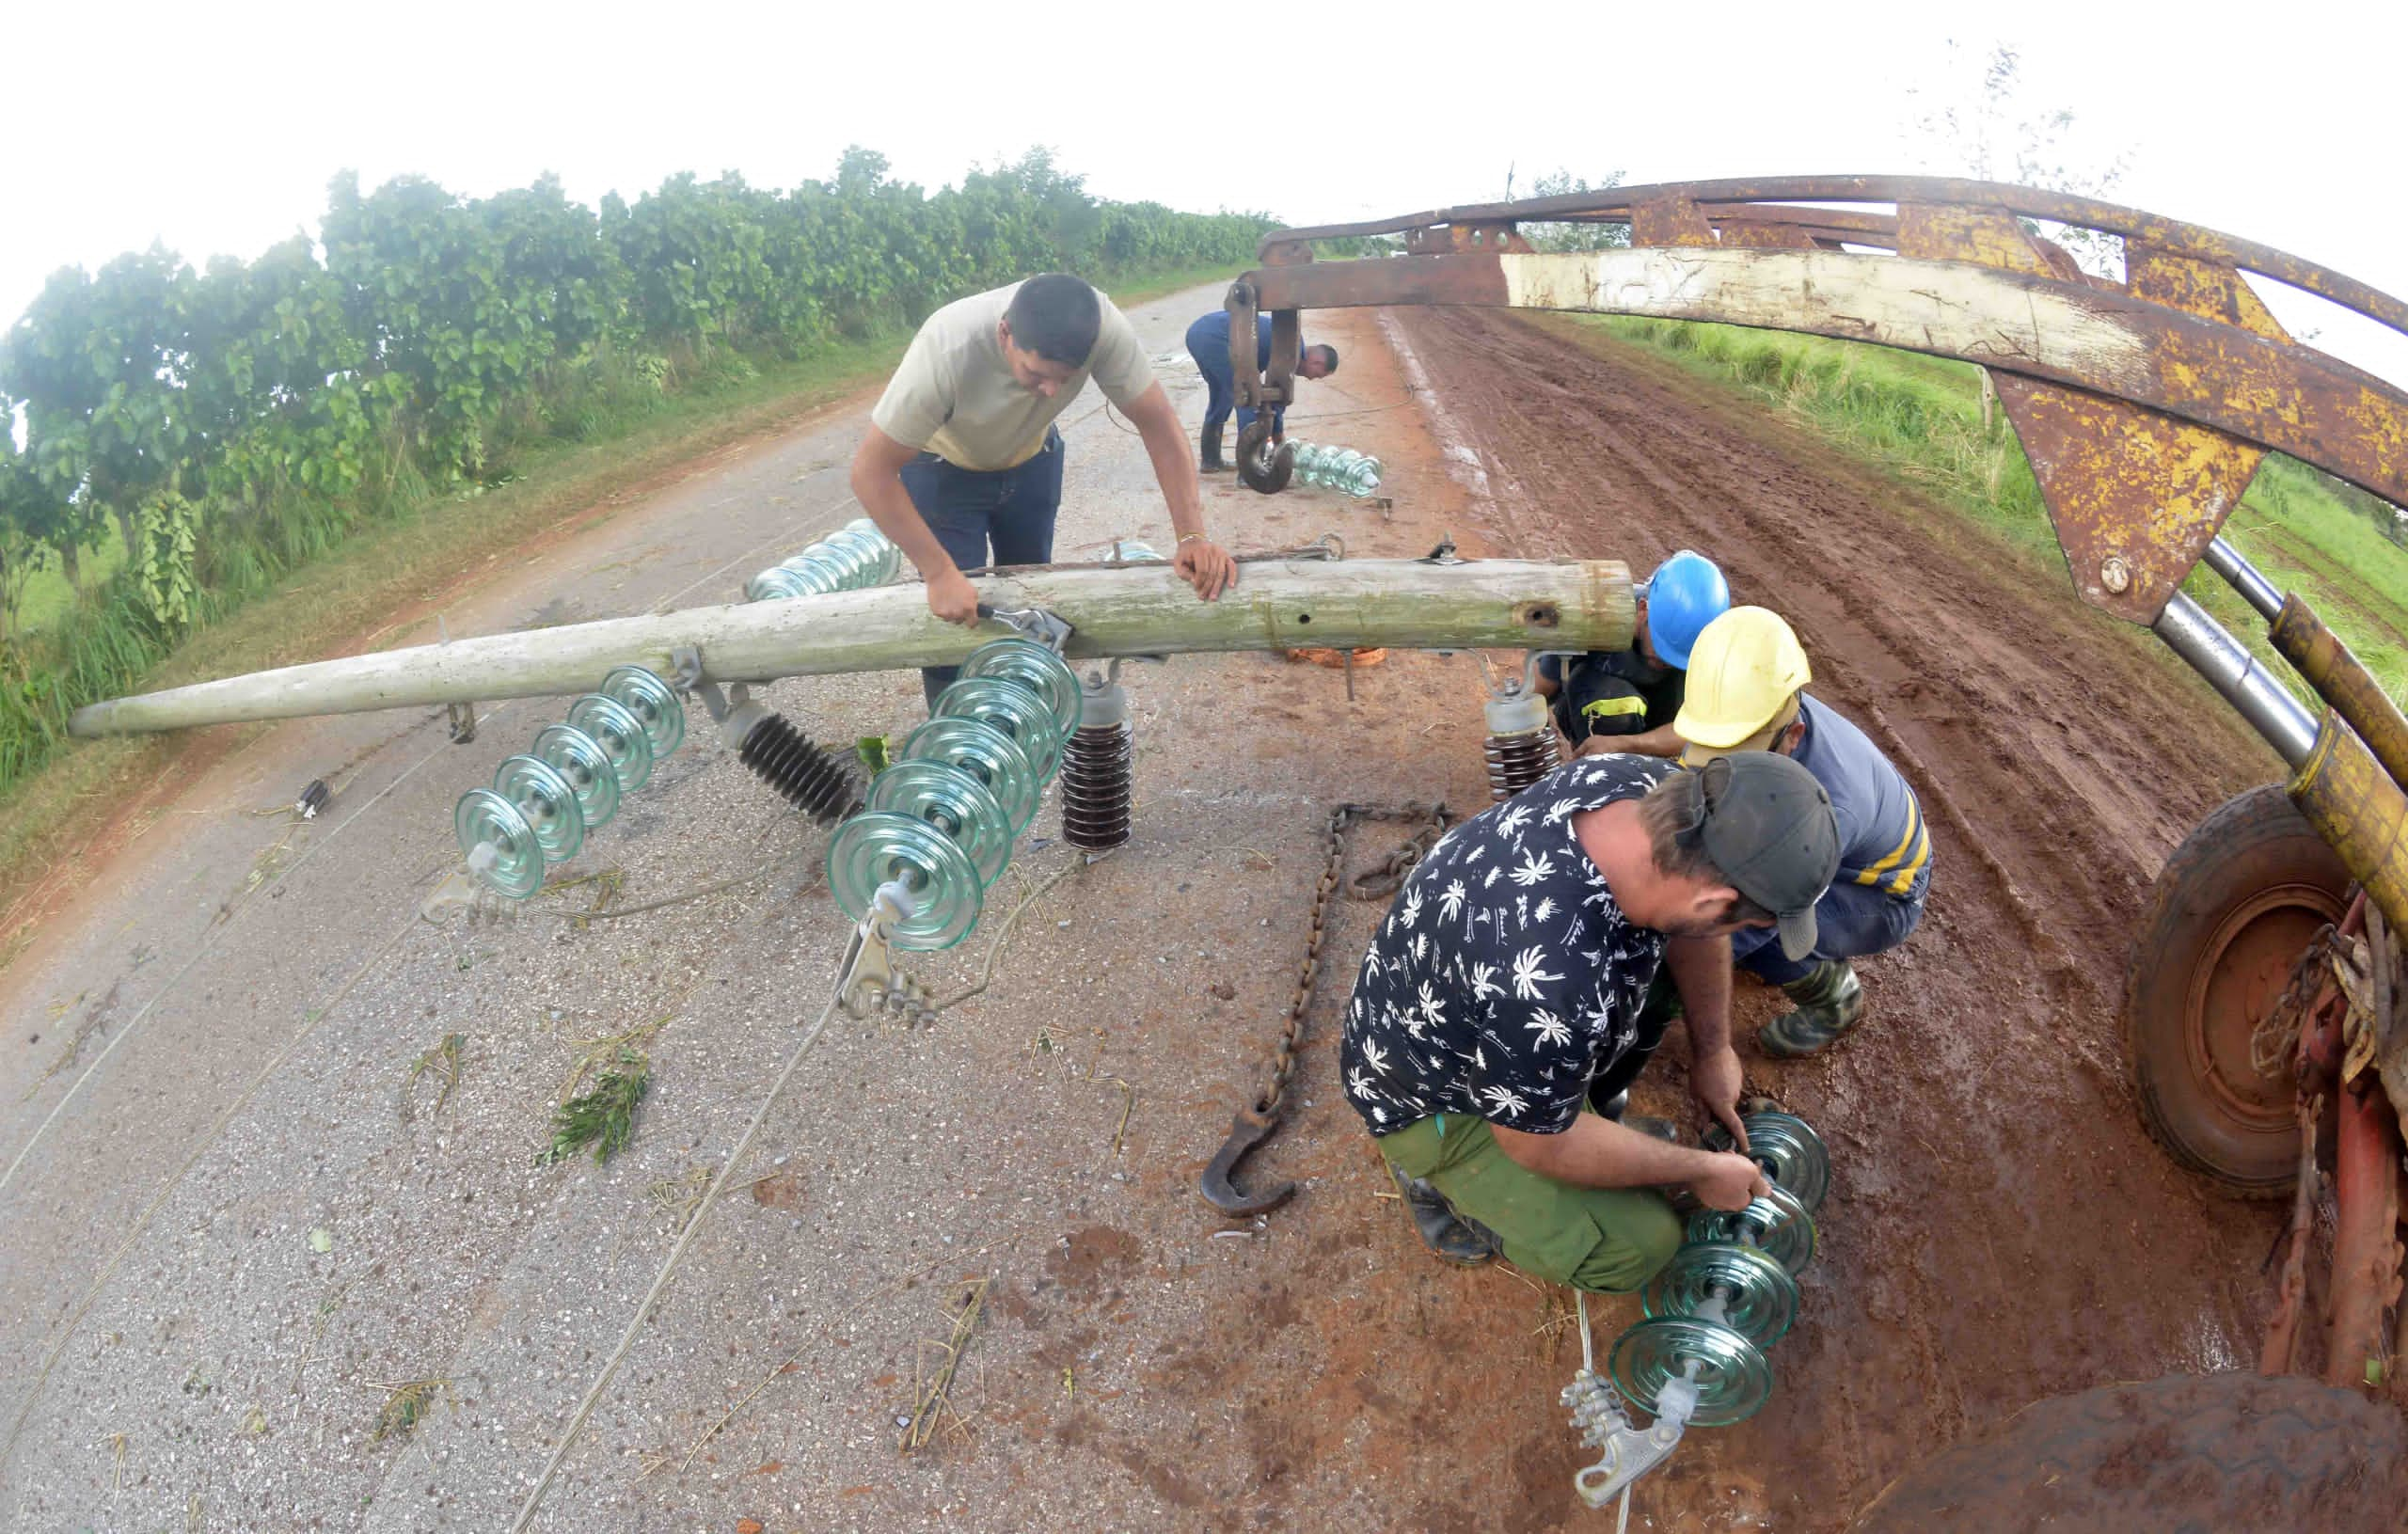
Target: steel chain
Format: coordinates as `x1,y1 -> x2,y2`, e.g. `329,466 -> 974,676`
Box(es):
2253,922 -> 2340,1080
1251,800 -> 1450,1120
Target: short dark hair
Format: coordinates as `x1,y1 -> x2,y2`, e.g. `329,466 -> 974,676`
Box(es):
1004,274 -> 1102,366
1307,343 -> 1339,373
1635,771 -> 1776,926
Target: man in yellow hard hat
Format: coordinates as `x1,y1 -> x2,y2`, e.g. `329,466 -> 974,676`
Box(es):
1672,607 -> 1933,1056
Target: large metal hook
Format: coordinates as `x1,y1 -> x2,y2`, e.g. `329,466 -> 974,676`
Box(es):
1198,1104 -> 1293,1216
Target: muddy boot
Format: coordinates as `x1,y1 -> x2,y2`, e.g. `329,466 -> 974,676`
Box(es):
1594,1089 -> 1680,1145
1386,1162 -> 1497,1266
1758,959 -> 1864,1059
1199,422 -> 1231,474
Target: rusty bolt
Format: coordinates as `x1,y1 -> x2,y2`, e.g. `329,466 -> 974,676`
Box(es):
2100,555 -> 2132,594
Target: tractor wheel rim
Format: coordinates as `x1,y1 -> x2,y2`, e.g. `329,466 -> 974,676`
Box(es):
2184,880 -> 2344,1133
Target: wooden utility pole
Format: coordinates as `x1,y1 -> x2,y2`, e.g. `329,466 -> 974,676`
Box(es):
69,558 -> 1634,737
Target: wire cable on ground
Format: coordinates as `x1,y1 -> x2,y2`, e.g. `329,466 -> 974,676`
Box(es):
933,850 -> 1091,1013
508,975 -> 847,1531
512,848 -> 1090,1525
0,474 -> 868,1203
0,703 -> 524,1203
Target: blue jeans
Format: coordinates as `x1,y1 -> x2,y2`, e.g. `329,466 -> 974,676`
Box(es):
1733,878 -> 1927,985
900,428 -> 1065,709
1183,317 -> 1277,437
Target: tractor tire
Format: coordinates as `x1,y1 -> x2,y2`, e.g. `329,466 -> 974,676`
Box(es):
2124,784 -> 2350,1196
1851,1372 -> 2408,1534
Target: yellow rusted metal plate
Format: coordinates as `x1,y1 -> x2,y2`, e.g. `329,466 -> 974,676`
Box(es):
1895,204 -> 2283,623
1629,195 -> 1717,248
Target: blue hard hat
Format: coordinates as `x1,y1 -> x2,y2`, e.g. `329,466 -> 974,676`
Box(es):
1641,550 -> 1730,671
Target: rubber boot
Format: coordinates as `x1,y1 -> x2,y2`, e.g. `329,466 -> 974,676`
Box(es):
1758,959 -> 1864,1059
1594,1089 -> 1679,1146
1199,422 -> 1230,474
1386,1162 -> 1497,1266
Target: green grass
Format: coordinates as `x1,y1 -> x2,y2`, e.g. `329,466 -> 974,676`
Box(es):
0,264 -> 1244,936
16,525 -> 130,638
1567,313 -> 2408,709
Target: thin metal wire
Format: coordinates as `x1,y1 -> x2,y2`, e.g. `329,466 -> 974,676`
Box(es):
510,969 -> 851,1530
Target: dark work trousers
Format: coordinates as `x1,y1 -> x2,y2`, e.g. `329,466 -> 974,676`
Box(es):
1182,315 -> 1279,438
900,427 -> 1066,710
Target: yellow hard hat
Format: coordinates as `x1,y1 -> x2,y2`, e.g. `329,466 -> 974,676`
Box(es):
1673,607 -> 1813,755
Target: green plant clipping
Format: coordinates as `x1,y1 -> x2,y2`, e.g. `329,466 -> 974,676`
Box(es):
538,1046 -> 650,1166
401,1032 -> 467,1121
856,734 -> 893,777
370,1379 -> 449,1444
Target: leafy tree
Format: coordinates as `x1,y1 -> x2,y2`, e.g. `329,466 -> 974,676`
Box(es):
1906,40 -> 2131,278
0,410 -> 63,635
0,245 -> 194,577
1507,167 -> 1631,254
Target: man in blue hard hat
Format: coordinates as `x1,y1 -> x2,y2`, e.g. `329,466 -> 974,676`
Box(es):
1183,309 -> 1339,473
1534,550 -> 1731,758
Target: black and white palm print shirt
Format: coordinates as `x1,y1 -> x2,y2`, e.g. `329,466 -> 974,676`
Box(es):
1340,754 -> 1676,1137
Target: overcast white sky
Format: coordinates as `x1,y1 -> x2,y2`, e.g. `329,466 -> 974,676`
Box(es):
8,1 -> 2406,384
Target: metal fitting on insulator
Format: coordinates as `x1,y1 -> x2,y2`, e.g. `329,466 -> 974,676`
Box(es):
1483,688 -> 1559,803
1060,668 -> 1134,851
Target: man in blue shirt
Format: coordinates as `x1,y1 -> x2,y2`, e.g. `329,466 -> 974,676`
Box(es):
1183,309 -> 1338,473
1673,607 -> 1934,1056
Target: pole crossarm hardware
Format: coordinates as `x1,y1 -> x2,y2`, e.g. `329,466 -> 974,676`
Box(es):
67,558 -> 1633,737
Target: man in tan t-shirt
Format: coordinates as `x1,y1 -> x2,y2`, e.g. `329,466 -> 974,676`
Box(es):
849,273 -> 1238,707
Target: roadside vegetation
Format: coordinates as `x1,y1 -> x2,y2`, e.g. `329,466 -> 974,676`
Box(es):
0,149 -> 1270,803
0,149 -> 1263,931
1559,313 -> 2408,708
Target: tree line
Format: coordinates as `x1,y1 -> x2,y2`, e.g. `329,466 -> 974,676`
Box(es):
0,148 -> 1275,792
0,147 -> 1274,635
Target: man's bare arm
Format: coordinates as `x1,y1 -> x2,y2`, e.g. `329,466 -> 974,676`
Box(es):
1118,383 -> 1235,601
849,426 -> 978,624
1492,1115 -> 1766,1210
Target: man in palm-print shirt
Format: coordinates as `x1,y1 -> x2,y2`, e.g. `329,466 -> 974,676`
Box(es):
1340,751 -> 1840,1290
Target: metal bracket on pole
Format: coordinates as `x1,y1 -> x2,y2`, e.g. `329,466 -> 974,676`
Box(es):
438,616 -> 478,743
974,603 -> 1074,654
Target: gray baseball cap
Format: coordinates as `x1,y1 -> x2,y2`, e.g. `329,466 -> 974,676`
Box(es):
1695,752 -> 1840,960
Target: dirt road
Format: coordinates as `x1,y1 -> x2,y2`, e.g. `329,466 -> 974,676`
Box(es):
0,289 -> 2296,1532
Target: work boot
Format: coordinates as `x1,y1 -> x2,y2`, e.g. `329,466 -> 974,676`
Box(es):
1199,422 -> 1230,474
1758,959 -> 1864,1059
1594,1089 -> 1679,1145
1386,1162 -> 1497,1266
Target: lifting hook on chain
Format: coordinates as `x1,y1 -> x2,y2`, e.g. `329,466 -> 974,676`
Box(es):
1199,1102 -> 1291,1217
1198,801 -> 1451,1218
